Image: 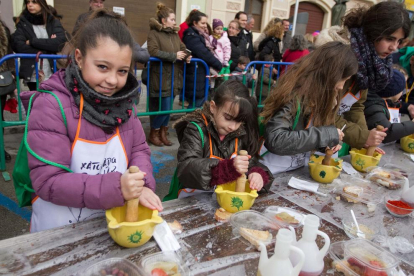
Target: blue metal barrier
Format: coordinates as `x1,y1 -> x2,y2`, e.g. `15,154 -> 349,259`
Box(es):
243,61 -> 293,106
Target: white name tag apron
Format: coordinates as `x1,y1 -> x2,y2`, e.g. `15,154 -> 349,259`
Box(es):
31,95 -> 128,232
384,100 -> 401,124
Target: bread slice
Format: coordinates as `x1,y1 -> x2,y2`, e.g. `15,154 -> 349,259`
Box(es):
214,208 -> 232,222
167,220 -> 183,234
239,227 -> 271,249
275,212 -> 299,225
342,185 -> 363,203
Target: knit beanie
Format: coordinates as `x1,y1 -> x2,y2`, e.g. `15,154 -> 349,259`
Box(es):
212,19 -> 223,30
376,69 -> 406,98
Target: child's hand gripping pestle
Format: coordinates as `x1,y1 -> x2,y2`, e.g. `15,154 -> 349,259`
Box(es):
235,150 -> 248,192
366,125 -> 384,156
125,166 -> 140,222
322,148 -> 334,166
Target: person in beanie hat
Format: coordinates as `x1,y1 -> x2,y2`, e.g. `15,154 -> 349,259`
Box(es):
364,69 -> 414,143
209,18 -> 231,88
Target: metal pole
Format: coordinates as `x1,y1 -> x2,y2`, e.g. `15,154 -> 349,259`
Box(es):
292,0 -> 300,36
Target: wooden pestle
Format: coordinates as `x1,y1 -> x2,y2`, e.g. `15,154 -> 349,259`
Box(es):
366,125 -> 385,156
125,166 -> 140,222
235,150 -> 248,192
322,149 -> 334,166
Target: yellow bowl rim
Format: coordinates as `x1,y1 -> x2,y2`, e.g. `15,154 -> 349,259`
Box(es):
106,208 -> 163,229
215,185 -> 258,198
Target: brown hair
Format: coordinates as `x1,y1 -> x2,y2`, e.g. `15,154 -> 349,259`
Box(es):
342,1 -> 410,43
70,9 -> 134,63
238,56 -> 250,65
262,17 -> 282,33
304,33 -> 314,44
187,10 -> 207,26
156,2 -> 174,23
261,41 -> 358,126
228,20 -> 240,30
265,22 -> 284,40
21,0 -> 52,25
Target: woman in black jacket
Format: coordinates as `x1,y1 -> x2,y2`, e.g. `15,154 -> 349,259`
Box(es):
12,0 -> 67,90
182,11 -> 222,108
227,20 -> 248,71
258,22 -> 284,62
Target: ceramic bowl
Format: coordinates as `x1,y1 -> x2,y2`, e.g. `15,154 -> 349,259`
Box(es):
400,135 -> 414,153
215,180 -> 258,213
349,148 -> 382,172
384,193 -> 414,218
106,203 -> 163,248
308,154 -> 343,183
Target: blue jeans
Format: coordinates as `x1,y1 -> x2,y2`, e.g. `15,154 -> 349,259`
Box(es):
149,96 -> 172,129
187,97 -> 205,109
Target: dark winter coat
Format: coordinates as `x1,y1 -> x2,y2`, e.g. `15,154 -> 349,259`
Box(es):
183,26 -> 222,100
364,92 -> 414,143
0,20 -> 14,74
174,106 -> 273,191
11,13 -> 67,81
265,102 -> 340,155
243,29 -> 255,61
258,36 -> 282,62
256,66 -> 275,101
229,66 -> 254,88
147,18 -> 186,97
229,34 -> 248,71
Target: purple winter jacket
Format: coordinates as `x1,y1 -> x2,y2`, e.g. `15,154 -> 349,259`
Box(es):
21,69 -> 155,210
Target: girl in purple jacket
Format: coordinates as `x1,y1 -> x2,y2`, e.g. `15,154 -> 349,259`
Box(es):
23,10 -> 162,232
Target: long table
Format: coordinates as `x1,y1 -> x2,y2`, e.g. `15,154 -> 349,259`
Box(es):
1,143 -> 414,275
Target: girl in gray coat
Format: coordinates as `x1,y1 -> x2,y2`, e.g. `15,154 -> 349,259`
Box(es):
259,42 -> 358,175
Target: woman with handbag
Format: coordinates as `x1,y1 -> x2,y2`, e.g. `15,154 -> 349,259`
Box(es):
0,18 -> 16,161
11,0 -> 67,91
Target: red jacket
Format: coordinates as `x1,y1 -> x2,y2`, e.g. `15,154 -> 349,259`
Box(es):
178,22 -> 189,41
282,49 -> 309,63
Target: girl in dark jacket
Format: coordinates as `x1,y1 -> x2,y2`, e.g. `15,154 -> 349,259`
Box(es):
228,20 -> 248,72
147,3 -> 189,147
260,42 -> 358,175
182,11 -> 222,108
12,0 -> 67,90
364,69 -> 414,143
164,80 -> 273,200
258,22 -> 284,62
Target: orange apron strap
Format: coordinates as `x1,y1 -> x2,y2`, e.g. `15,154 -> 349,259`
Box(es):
234,138 -> 238,154
305,113 -> 313,129
71,94 -> 84,154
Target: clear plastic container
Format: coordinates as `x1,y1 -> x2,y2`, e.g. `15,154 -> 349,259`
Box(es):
263,206 -> 305,228
341,212 -> 379,241
365,167 -> 406,190
330,240 -> 401,276
76,258 -> 146,276
229,210 -> 279,249
334,176 -> 382,213
384,192 -> 414,218
140,251 -> 191,276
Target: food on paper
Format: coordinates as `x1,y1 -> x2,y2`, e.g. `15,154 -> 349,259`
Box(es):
274,212 -> 300,225
366,168 -> 405,190
370,176 -> 402,190
167,220 -> 183,234
214,208 -> 232,222
239,227 -> 271,249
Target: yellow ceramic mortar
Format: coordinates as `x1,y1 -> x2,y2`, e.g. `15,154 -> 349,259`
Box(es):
401,135 -> 414,153
308,154 -> 343,184
215,180 -> 258,213
106,203 -> 163,248
349,148 -> 382,172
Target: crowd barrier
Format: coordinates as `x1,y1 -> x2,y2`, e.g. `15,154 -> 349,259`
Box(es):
0,53 -> 291,175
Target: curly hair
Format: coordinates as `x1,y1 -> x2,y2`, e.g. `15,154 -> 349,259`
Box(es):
265,22 -> 284,40
289,35 -> 307,51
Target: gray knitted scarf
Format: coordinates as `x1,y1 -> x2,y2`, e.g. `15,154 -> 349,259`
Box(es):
64,59 -> 139,132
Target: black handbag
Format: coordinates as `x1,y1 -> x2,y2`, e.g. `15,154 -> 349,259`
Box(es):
0,71 -> 16,96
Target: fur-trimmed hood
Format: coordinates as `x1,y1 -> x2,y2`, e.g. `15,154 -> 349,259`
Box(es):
149,17 -> 180,33
173,102 -> 246,144
314,25 -> 350,48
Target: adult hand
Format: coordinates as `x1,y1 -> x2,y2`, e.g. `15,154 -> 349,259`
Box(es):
26,40 -> 30,45
331,144 -> 342,153
139,187 -> 163,211
176,51 -> 186,60
337,128 -> 345,141
120,169 -> 146,201
233,155 -> 249,175
408,104 -> 414,119
51,34 -> 56,39
186,55 -> 192,63
248,172 -> 263,191
365,127 -> 388,147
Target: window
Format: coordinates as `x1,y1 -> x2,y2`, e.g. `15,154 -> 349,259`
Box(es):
244,0 -> 262,32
